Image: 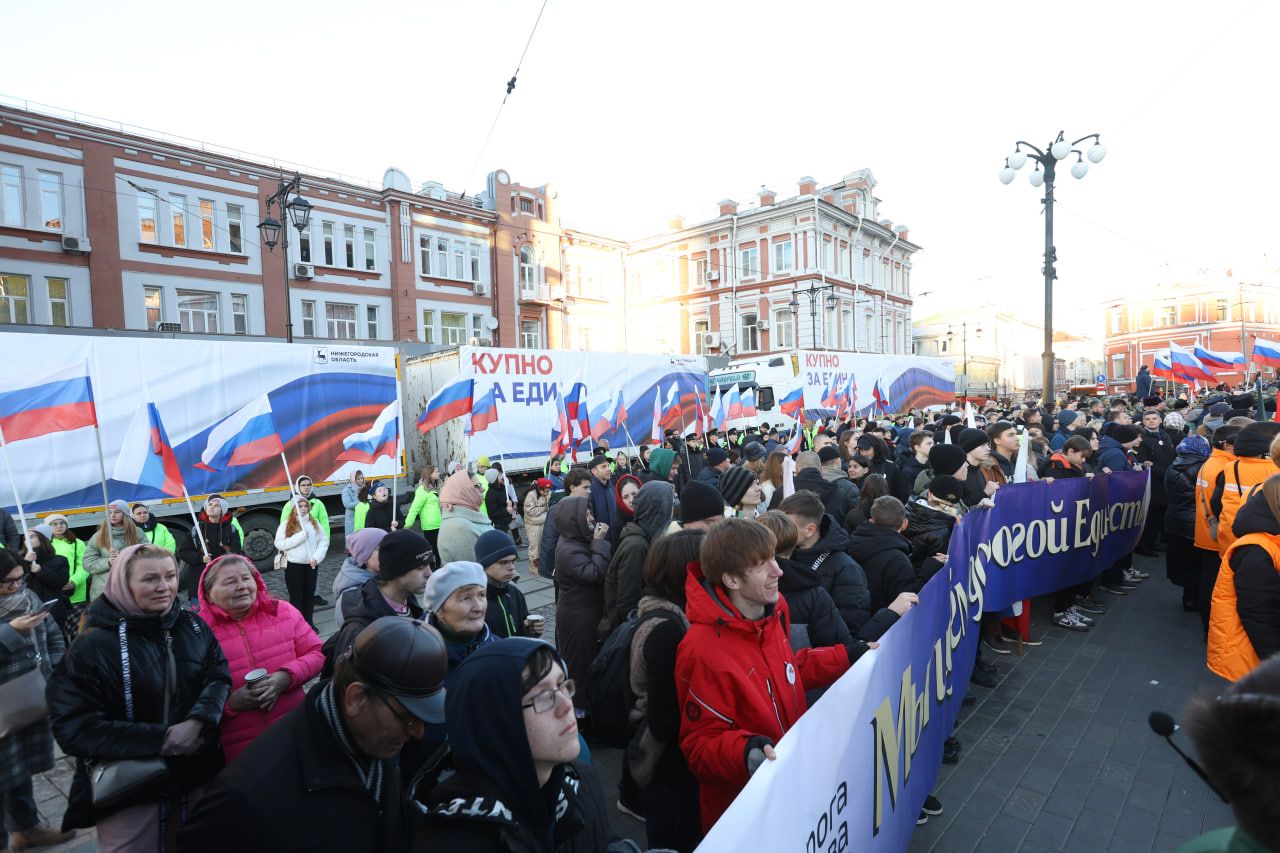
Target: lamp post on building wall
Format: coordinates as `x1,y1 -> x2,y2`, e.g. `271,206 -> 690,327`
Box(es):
999,131 -> 1107,406
789,283 -> 838,349
257,173 -> 313,343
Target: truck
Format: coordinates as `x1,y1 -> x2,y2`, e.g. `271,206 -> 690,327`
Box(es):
403,345 -> 708,479
708,349 -> 956,429
0,331 -> 402,570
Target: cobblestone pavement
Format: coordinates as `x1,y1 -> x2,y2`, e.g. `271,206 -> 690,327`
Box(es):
34,549 -> 1225,852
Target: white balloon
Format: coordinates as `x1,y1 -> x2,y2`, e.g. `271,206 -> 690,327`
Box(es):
1029,169 -> 1045,187
999,167 -> 1016,185
1071,161 -> 1089,179
1087,143 -> 1107,163
1009,151 -> 1027,170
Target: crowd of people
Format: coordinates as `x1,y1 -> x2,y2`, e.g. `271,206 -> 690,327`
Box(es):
1,380 -> 1279,851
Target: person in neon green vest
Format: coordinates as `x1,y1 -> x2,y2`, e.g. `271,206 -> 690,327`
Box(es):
130,502 -> 177,553
279,474 -> 330,532
45,513 -> 86,609
405,465 -> 443,557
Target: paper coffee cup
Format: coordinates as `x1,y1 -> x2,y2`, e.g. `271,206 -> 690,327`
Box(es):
526,614 -> 545,626
244,668 -> 269,686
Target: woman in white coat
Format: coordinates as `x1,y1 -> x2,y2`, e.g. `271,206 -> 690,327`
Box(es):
273,495 -> 329,630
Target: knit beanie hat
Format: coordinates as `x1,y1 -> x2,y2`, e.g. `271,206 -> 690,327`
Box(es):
743,441 -> 767,462
44,513 -> 68,527
484,468 -> 499,484
346,527 -> 387,567
795,450 -> 822,471
817,446 -> 842,464
1056,410 -> 1080,428
377,529 -> 435,581
957,428 -> 990,453
424,561 -> 488,611
1110,424 -> 1140,444
705,447 -> 728,467
109,499 -> 130,515
679,480 -> 726,524
474,529 -> 517,568
1176,435 -> 1211,459
929,475 -> 964,504
32,523 -> 53,541
928,443 -> 968,477
717,466 -> 758,508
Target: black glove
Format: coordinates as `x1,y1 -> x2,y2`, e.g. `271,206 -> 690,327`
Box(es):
744,735 -> 774,776
844,638 -> 871,663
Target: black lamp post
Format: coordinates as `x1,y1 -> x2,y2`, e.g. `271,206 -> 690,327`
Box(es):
999,131 -> 1107,406
789,283 -> 839,349
258,173 -> 312,343
947,322 -> 982,398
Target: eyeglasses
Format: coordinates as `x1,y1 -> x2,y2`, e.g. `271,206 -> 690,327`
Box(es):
521,679 -> 576,714
374,691 -> 425,734
0,575 -> 25,590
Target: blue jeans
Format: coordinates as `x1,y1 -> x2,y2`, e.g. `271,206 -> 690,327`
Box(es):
0,777 -> 41,848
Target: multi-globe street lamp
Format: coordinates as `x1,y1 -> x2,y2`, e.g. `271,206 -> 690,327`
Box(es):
257,173 -> 313,343
998,131 -> 1106,405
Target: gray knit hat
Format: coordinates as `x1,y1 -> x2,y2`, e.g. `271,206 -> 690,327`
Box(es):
424,561 -> 488,610
718,465 -> 758,508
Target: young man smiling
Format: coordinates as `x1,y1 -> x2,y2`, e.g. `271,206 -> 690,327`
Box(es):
675,518 -> 872,831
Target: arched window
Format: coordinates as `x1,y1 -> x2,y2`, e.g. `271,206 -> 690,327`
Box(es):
519,245 -> 536,293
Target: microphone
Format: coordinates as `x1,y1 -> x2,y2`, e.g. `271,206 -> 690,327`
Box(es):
1148,711 -> 1229,803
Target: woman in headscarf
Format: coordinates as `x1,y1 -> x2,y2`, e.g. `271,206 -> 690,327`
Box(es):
83,500 -> 141,602
607,473 -> 643,550
521,479 -> 552,575
47,544 -> 230,852
436,469 -> 493,564
1165,434 -> 1214,612
341,470 -> 365,538
599,481 -> 675,639
0,550 -> 74,851
331,527 -> 387,627
554,496 -> 611,722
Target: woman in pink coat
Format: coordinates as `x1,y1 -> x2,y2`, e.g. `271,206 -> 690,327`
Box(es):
197,554 -> 324,763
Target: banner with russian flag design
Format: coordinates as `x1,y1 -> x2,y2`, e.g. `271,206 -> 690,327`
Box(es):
112,402 -> 186,498
337,401 -> 400,463
0,362 -> 97,443
196,394 -> 285,471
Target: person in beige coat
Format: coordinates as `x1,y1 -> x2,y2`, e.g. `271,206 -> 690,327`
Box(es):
522,478 -> 552,574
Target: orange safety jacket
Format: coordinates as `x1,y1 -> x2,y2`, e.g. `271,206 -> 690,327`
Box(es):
1214,457 -> 1279,554
1194,449 -> 1235,551
1207,531 -> 1280,681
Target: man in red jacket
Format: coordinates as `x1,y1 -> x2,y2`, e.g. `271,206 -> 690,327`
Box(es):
675,517 -> 872,832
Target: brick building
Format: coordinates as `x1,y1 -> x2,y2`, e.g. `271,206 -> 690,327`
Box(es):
1101,277 -> 1280,390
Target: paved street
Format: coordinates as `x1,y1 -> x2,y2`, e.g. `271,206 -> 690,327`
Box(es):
32,547 -> 1230,852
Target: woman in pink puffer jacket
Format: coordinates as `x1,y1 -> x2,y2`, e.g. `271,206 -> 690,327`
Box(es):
197,554 -> 325,763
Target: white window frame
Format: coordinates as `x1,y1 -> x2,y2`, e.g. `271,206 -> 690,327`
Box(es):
1111,353 -> 1126,379
138,191 -> 158,244
198,198 -> 215,249
421,309 -> 435,343
1,165 -> 23,227
177,289 -> 219,334
297,223 -> 311,263
144,286 -> 163,331
363,228 -> 376,271
519,245 -> 536,293
774,307 -> 796,349
47,277 -> 70,327
366,305 -> 379,339
226,203 -> 244,254
435,237 -> 448,277
322,223 -> 334,266
169,194 -> 187,247
326,302 -> 357,339
739,311 -> 760,352
0,273 -> 30,324
453,241 -> 465,280
441,311 -> 468,346
38,171 -> 62,231
343,225 -> 356,268
420,236 -> 432,275
469,244 -> 481,282
230,293 -> 248,335
693,318 -> 711,355
772,239 -> 793,274
740,246 -> 759,279
520,320 -> 542,349
694,257 -> 708,289
301,300 -> 316,337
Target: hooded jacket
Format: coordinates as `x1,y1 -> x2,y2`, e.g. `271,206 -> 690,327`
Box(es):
334,576 -> 426,662
1195,447 -> 1237,550
1094,435 -> 1135,473
1211,432 -> 1279,554
196,560 -> 325,762
1207,490 -> 1280,680
789,514 -> 871,635
274,515 -> 329,565
176,512 -> 242,575
770,466 -> 856,523
904,498 -> 959,587
332,556 -> 377,626
553,496 -> 611,712
137,516 -> 178,553
278,491 -> 329,533
675,563 -> 853,831
359,494 -> 396,532
775,556 -> 851,652
1038,452 -> 1087,480
1165,451 -> 1208,535
405,484 -> 442,532
599,482 -> 675,638
413,640 -> 615,853
847,523 -> 916,615
647,447 -> 678,482
46,596 -> 230,828
484,576 -> 531,639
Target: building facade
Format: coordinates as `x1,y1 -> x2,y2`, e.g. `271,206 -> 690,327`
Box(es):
0,103 -> 921,357
1101,278 -> 1280,389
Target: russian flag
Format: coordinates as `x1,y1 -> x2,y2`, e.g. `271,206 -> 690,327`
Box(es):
1150,351 -> 1175,380
833,377 -> 851,420
419,376 -> 473,433
725,384 -> 744,420
650,388 -> 663,443
563,383 -> 590,445
1193,346 -> 1245,372
779,387 -> 803,419
195,394 -> 285,471
661,382 -> 681,425
1251,337 -> 1280,369
336,401 -> 400,463
785,427 -> 803,454
550,384 -> 572,456
0,363 -> 98,443
873,378 -> 891,412
471,385 -> 499,434
112,402 -> 185,497
1169,343 -> 1215,383
590,385 -> 628,441
711,385 -> 726,431
740,386 -> 758,418
820,374 -> 840,410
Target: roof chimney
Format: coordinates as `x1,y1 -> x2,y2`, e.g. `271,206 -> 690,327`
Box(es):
757,188 -> 776,207
798,176 -> 817,196
718,198 -> 739,216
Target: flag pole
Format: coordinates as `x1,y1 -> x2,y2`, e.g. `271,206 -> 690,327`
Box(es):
181,485 -> 210,560
0,424 -> 29,538
85,363 -> 112,513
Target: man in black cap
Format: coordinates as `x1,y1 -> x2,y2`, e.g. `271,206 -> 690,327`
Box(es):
677,480 -> 727,530
181,617 -> 448,852
957,427 -> 999,505
696,446 -> 731,485
913,443 -> 969,498
334,529 -> 432,660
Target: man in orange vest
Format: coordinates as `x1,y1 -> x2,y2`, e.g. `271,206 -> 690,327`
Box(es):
1211,422 -> 1280,556
1207,474 -> 1280,682
1194,425 -> 1240,633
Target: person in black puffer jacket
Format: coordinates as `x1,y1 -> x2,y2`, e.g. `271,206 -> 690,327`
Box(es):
904,479 -> 964,589
848,497 -> 918,615
47,544 -> 230,845
768,452 -> 856,523
777,492 -> 871,636
757,512 -> 851,652
1165,434 -> 1215,611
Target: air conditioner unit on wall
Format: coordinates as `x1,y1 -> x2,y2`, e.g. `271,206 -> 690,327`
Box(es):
61,235 -> 91,253
701,332 -> 721,349
705,270 -> 720,282
757,321 -> 771,331
473,282 -> 489,296
293,263 -> 315,279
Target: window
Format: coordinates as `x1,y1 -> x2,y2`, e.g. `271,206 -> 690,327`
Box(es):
694,258 -> 708,287
519,197 -> 533,214
364,228 -> 376,271
472,315 -> 483,340
940,338 -> 949,354
822,239 -> 833,273
1216,298 -> 1229,322
198,199 -> 214,249
420,236 -> 431,275
842,308 -> 853,349
226,204 -> 243,254
421,309 -> 435,343
739,312 -> 760,352
855,249 -> 866,282
774,307 -> 795,349
1159,305 -> 1176,327
326,303 -> 357,339
520,320 -> 542,349
231,294 -> 247,334
693,319 -> 711,354
453,242 -> 464,279
519,245 -> 536,293
0,274 -> 29,324
1,165 -> 22,226
297,224 -> 311,262
740,246 -> 759,279
1110,309 -> 1122,334
773,240 -> 793,274
169,194 -> 186,246
138,192 -> 157,243
1111,353 -> 1126,379
38,171 -> 61,230
469,244 -> 481,282
435,237 -> 448,276
144,286 -> 163,330
177,290 -> 219,333
441,311 -> 468,345
322,223 -> 334,265
47,277 -> 69,326
366,305 -> 378,338
301,300 -> 316,337
344,225 -> 355,268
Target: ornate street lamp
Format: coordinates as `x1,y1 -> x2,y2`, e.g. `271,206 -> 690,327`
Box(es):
258,173 -> 312,342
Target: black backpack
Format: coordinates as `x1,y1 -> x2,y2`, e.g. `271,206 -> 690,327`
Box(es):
586,609 -> 680,749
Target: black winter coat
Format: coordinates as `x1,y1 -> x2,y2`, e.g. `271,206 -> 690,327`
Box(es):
365,496 -> 396,532
180,683 -> 411,853
771,467 -> 857,524
538,491 -> 570,580
25,552 -> 70,624
1136,427 -> 1176,505
176,513 -> 241,568
1164,452 -> 1206,536
1226,491 -> 1280,662
848,523 -> 917,614
485,483 -> 513,528
47,596 -> 230,829
599,521 -> 651,640
485,580 -> 532,639
335,576 -> 425,660
897,455 -> 927,504
869,457 -> 906,502
789,515 -> 871,636
904,499 -> 959,589
776,557 -> 851,651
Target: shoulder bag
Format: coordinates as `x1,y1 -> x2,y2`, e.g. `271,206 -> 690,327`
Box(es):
0,641 -> 48,738
91,620 -> 171,810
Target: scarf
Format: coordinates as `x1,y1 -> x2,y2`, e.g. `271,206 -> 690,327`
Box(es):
440,470 -> 482,511
317,681 -> 386,804
0,586 -> 37,620
103,543 -> 158,617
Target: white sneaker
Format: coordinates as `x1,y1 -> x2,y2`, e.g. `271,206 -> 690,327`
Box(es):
1067,606 -> 1096,626
1123,568 -> 1147,583
1052,611 -> 1089,632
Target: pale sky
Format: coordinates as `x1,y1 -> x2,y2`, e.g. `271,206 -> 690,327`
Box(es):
6,0 -> 1277,340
